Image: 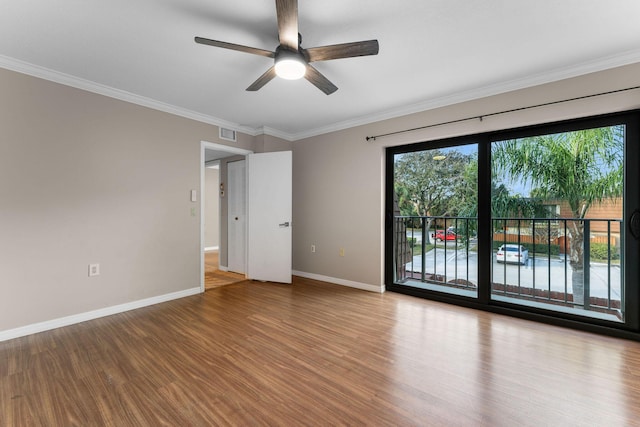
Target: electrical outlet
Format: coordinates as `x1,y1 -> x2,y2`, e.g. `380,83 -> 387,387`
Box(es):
339,248 -> 345,257
89,263 -> 100,277
311,245 -> 316,253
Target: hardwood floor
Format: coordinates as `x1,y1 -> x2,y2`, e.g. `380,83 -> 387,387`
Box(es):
2,277 -> 640,426
204,250 -> 246,290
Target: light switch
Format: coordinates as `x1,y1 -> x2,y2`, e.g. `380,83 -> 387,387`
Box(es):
89,264 -> 100,277
190,190 -> 197,202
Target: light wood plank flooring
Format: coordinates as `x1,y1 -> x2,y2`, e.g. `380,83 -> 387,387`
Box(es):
2,277 -> 640,426
204,250 -> 246,290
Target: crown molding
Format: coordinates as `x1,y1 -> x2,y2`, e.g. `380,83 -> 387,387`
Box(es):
0,54 -> 260,137
289,48 -> 640,141
2,49 -> 640,144
256,126 -> 297,141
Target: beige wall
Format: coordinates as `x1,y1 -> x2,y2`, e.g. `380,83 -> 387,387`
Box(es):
3,58 -> 640,336
292,62 -> 640,291
204,167 -> 220,249
0,67 -> 253,333
255,134 -> 294,153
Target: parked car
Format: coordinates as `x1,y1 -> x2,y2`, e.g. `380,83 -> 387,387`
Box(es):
434,230 -> 457,241
496,244 -> 529,265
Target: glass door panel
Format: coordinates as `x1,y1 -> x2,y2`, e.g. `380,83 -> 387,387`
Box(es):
490,125 -> 625,322
393,144 -> 478,298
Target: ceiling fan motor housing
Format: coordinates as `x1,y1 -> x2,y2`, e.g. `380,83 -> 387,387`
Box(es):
274,46 -> 307,79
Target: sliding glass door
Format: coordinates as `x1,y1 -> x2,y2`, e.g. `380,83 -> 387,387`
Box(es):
491,124 -> 625,322
386,111 -> 640,334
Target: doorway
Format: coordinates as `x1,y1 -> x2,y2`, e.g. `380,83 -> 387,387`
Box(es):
201,141 -> 253,291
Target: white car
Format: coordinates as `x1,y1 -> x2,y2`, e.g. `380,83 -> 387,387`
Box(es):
496,244 -> 529,265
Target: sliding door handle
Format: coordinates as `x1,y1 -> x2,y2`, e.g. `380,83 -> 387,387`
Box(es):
630,210 -> 640,240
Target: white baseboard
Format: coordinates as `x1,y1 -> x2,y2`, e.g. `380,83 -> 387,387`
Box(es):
218,265 -> 229,272
0,286 -> 202,343
292,271 -> 384,293
204,246 -> 219,252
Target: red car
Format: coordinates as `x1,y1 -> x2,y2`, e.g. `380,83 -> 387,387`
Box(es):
434,230 -> 456,241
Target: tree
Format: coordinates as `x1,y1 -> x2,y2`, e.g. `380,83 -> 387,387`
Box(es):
394,149 -> 474,243
492,126 -> 624,305
491,183 -> 548,219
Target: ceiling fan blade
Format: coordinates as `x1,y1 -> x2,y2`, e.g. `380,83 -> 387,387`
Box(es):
195,37 -> 275,58
304,65 -> 338,95
305,40 -> 379,62
276,0 -> 299,50
246,66 -> 277,91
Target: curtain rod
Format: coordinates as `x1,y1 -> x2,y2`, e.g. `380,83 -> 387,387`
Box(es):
364,85 -> 640,142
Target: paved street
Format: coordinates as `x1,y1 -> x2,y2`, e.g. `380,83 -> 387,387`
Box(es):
407,246 -> 621,300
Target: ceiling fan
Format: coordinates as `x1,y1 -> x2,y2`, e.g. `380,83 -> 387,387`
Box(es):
195,0 -> 379,95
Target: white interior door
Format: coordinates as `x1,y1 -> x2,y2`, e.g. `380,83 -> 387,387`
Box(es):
227,160 -> 246,274
246,151 -> 292,283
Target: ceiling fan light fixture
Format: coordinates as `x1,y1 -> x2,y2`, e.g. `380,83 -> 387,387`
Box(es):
274,49 -> 306,80
195,0 -> 378,94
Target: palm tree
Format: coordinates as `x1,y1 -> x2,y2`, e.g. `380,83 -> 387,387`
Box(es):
492,126 -> 624,305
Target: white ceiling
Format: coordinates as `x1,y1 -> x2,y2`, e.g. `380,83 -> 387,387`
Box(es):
1,0 -> 639,141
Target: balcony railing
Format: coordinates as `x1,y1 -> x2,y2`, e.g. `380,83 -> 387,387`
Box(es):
394,215 -> 623,321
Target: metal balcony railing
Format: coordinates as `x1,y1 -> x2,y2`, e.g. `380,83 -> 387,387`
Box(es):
394,215 -> 623,320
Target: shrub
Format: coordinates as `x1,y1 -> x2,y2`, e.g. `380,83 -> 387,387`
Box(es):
590,242 -> 621,260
